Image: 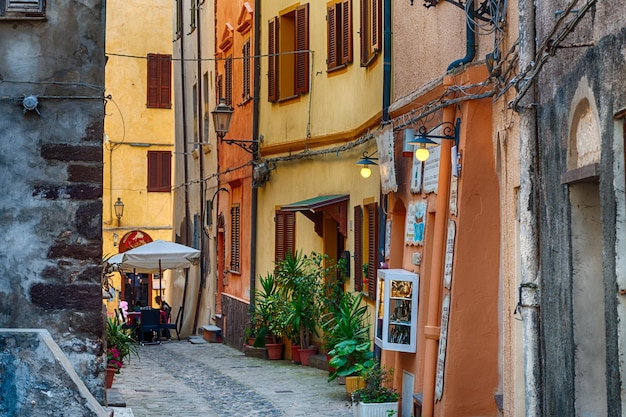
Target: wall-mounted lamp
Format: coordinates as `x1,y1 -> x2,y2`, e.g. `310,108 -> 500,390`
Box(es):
113,233 -> 119,247
355,151 -> 378,179
407,118 -> 461,162
114,197 -> 124,226
211,98 -> 257,154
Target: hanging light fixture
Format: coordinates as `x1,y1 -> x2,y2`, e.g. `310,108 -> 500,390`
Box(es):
355,151 -> 378,178
406,118 -> 461,162
114,197 -> 124,226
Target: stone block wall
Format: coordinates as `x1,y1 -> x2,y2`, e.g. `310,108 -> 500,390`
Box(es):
0,0 -> 107,403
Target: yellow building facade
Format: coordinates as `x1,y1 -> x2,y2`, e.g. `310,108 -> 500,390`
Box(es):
103,0 -> 175,316
254,0 -> 385,347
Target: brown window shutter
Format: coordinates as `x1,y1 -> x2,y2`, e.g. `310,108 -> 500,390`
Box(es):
354,205 -> 363,292
147,54 -> 172,109
341,0 -> 353,65
147,151 -> 171,192
295,3 -> 309,95
159,56 -> 172,108
327,5 -> 338,69
230,205 -> 241,272
242,40 -> 251,99
366,202 -> 378,299
225,56 -> 233,106
268,17 -> 279,102
147,54 -> 159,108
371,0 -> 381,52
275,210 -> 295,263
359,0 -> 368,65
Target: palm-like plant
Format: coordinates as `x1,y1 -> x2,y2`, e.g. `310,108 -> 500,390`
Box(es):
105,316 -> 138,368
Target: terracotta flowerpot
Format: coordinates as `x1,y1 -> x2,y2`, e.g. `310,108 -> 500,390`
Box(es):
266,343 -> 284,360
291,345 -> 301,364
298,346 -> 318,366
105,367 -> 117,389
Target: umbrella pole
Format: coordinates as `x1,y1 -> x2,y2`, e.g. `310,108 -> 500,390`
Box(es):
159,259 -> 163,303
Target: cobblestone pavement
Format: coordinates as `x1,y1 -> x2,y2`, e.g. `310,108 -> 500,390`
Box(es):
109,339 -> 354,417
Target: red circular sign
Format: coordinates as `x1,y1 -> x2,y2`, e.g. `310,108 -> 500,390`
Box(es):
118,230 -> 153,253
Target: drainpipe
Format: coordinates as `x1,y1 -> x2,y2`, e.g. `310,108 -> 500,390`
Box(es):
249,0 -> 261,311
518,0 -> 541,414
446,8 -> 476,72
382,0 -> 392,121
421,80 -> 455,417
192,0 -> 206,334
179,11 -> 192,332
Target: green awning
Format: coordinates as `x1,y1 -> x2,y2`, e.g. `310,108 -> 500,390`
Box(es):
280,194 -> 349,212
280,194 -> 349,238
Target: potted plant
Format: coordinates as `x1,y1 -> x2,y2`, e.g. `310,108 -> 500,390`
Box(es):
351,363 -> 400,417
328,339 -> 375,398
105,316 -> 138,387
275,251 -> 325,365
322,291 -> 370,365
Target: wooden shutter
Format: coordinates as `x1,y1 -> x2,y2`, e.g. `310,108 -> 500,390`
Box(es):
359,0 -> 368,65
242,40 -> 251,99
147,54 -> 172,109
230,205 -> 241,272
354,205 -> 363,292
366,202 -> 378,299
275,210 -> 295,263
268,17 -> 279,102
341,0 -> 353,65
294,3 -> 309,95
371,0 -> 381,52
225,56 -> 233,106
147,151 -> 171,192
327,5 -> 338,69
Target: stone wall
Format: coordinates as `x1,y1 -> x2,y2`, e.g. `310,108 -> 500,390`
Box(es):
0,330 -> 109,417
0,0 -> 106,403
534,4 -> 626,415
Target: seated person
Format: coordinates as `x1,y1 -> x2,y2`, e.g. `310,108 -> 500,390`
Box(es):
155,296 -> 172,341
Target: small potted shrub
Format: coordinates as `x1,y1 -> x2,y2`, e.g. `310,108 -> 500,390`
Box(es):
351,363 -> 400,417
328,339 -> 375,398
105,316 -> 138,387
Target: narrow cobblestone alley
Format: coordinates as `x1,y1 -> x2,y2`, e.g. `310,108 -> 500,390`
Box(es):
108,340 -> 354,417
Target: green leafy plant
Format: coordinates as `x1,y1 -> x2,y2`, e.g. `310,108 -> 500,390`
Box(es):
327,339 -> 375,382
275,250 -> 323,349
322,291 -> 370,359
246,273 -> 284,347
352,363 -> 400,404
105,316 -> 139,370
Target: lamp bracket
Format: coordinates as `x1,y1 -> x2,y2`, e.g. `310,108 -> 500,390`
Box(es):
414,118 -> 461,147
220,138 -> 258,154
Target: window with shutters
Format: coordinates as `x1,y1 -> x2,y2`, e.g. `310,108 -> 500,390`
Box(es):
174,0 -> 182,40
275,210 -> 296,264
354,205 -> 363,292
327,0 -> 352,72
147,151 -> 172,192
189,0 -> 197,32
0,0 -> 45,18
230,205 -> 241,273
267,3 -> 309,102
359,0 -> 381,67
203,72 -> 210,143
365,202 -> 378,299
147,54 -> 172,109
242,39 -> 252,102
225,55 -> 233,107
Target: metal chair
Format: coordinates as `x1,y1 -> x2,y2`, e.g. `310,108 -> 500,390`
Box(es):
160,306 -> 182,341
139,308 -> 162,345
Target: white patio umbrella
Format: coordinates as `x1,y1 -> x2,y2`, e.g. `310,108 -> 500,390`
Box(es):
110,240 -> 200,300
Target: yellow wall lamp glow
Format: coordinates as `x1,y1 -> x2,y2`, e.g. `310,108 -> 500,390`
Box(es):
355,151 -> 378,178
407,118 -> 461,162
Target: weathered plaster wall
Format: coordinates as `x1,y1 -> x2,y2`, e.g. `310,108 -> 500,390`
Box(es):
534,1 -> 626,413
0,0 -> 106,402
